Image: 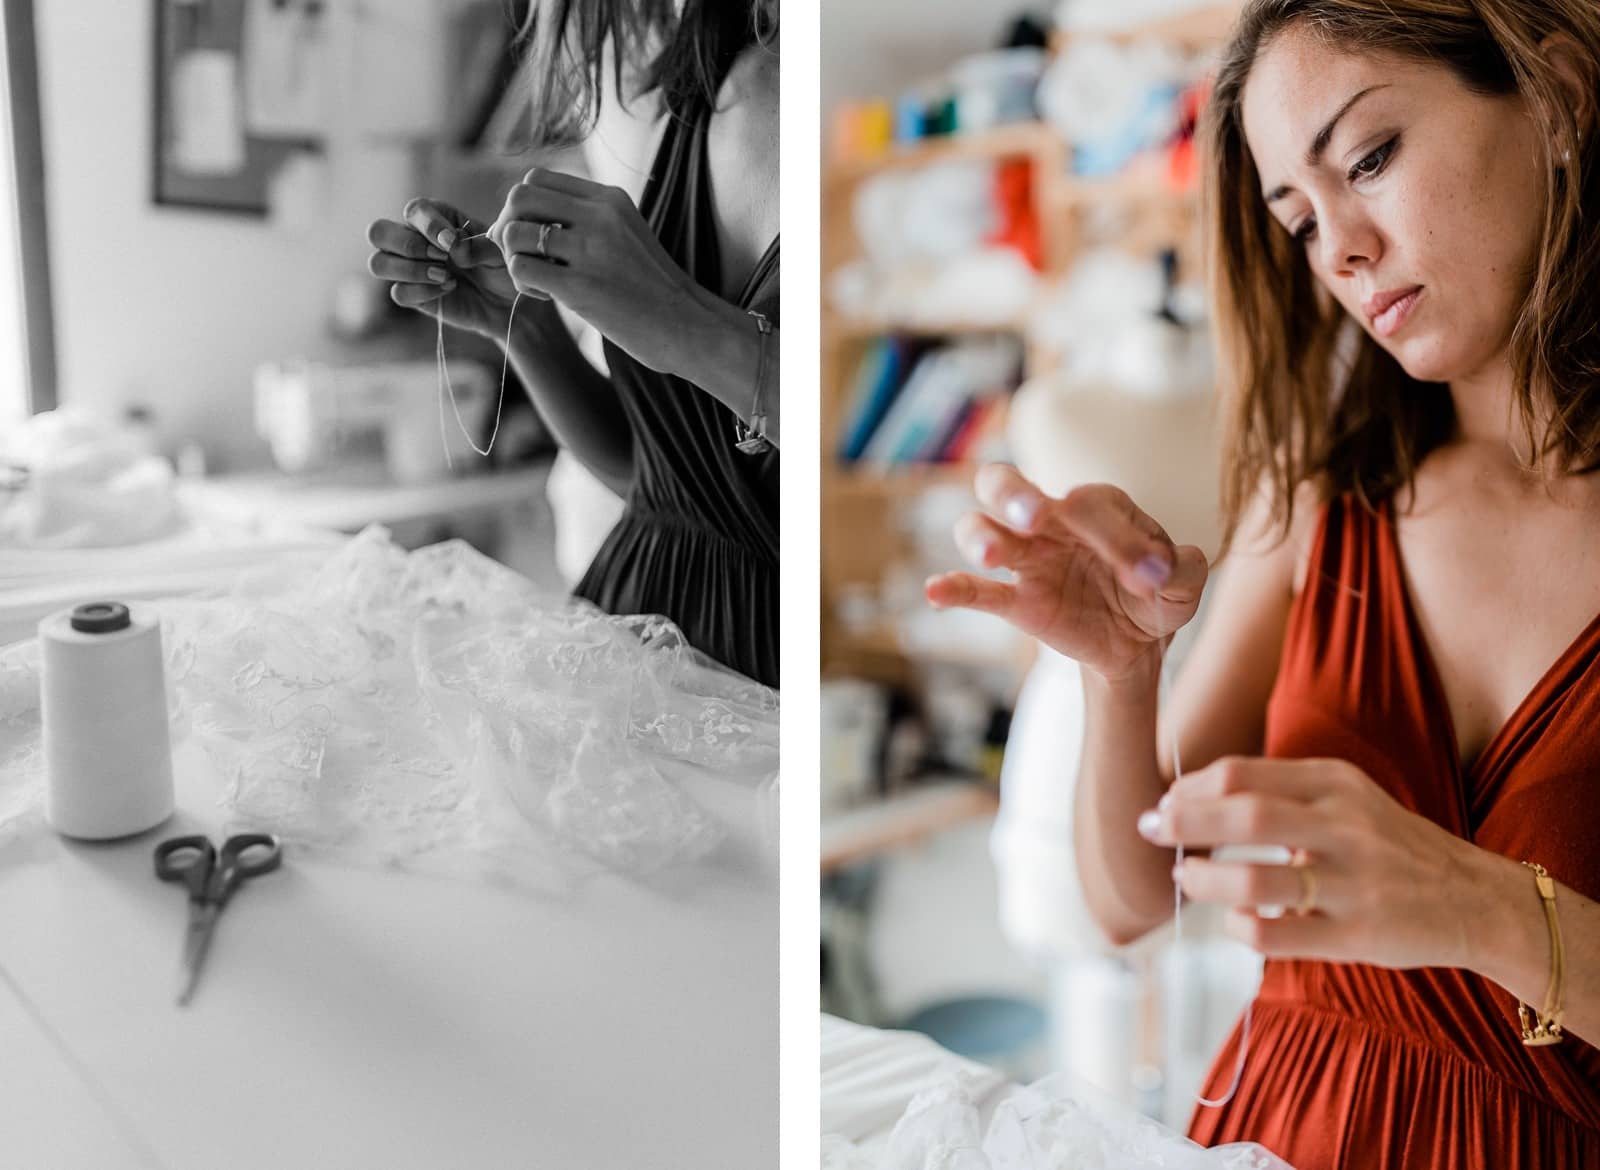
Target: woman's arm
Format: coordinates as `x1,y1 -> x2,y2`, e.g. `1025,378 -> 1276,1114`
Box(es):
1081,485 -> 1303,946
500,301 -> 635,496
655,286 -> 779,448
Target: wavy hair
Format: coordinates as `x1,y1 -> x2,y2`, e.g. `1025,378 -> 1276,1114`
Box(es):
1204,0 -> 1600,556
518,0 -> 778,148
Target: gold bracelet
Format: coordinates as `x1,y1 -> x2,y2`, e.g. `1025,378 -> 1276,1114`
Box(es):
734,309 -> 773,455
1517,861 -> 1565,1047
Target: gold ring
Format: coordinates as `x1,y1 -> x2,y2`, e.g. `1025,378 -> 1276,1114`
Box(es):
1292,857 -> 1319,916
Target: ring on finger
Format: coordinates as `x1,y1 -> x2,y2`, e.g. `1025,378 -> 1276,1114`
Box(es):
1290,852 -> 1319,916
535,221 -> 563,260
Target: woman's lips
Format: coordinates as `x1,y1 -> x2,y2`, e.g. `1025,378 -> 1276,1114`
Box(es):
1370,286 -> 1423,339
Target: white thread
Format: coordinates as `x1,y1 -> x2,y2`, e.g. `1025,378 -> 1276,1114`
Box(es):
434,227 -> 521,466
1159,581 -> 1253,1110
0,956 -> 172,1170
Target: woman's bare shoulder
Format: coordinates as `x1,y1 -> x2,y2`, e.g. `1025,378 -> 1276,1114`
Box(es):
1230,475 -> 1325,598
710,43 -> 779,170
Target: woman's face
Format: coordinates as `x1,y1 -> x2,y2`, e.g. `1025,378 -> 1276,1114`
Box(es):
1241,25 -> 1547,385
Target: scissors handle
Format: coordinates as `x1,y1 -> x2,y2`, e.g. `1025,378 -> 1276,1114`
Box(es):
154,833 -> 282,905
212,834 -> 282,906
154,835 -> 215,901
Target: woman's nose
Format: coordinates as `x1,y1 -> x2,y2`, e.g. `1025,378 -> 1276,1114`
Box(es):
1316,204 -> 1383,276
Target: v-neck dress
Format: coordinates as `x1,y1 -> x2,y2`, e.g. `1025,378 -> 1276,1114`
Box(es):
573,89 -> 779,688
1186,493 -> 1600,1168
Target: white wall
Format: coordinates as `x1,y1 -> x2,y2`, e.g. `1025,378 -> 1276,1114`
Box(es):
821,0 -> 1026,114
36,1 -> 421,471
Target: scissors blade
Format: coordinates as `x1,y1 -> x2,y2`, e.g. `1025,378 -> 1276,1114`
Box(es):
176,902 -> 221,1007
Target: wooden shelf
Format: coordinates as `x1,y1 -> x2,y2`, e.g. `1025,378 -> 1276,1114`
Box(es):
827,120 -> 1064,186
821,780 -> 1000,874
826,314 -> 1031,343
821,4 -> 1234,692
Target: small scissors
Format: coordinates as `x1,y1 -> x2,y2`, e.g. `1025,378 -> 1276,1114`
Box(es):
154,833 -> 283,1006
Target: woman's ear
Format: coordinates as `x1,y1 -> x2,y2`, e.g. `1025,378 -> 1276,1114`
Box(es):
1539,32 -> 1595,156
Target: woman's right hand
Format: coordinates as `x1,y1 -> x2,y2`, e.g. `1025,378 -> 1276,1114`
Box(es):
925,464 -> 1208,684
366,197 -> 525,339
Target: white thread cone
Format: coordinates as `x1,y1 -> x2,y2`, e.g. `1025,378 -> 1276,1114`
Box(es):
40,605 -> 174,840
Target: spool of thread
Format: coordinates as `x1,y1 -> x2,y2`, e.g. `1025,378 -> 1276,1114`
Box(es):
40,602 -> 175,840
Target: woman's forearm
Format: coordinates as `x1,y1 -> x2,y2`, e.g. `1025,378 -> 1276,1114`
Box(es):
504,306 -> 635,497
1468,848 -> 1600,1047
1075,656 -> 1185,946
670,286 -> 780,447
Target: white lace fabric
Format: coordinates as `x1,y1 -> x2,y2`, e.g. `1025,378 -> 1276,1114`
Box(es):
824,1070 -> 1295,1170
0,528 -> 778,884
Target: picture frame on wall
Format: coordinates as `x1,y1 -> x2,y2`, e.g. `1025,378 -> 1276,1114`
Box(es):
151,0 -> 323,215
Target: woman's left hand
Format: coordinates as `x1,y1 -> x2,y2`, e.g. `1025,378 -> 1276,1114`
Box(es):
489,168 -> 716,375
1140,756 -> 1493,970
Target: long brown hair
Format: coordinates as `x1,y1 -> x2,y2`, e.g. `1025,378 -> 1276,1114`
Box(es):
518,0 -> 778,148
1204,0 -> 1600,557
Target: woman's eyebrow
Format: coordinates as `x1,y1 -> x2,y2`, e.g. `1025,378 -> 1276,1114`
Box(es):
1263,84 -> 1392,203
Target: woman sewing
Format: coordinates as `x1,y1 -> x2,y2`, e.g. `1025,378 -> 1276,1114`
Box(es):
366,1 -> 779,688
929,0 -> 1599,1164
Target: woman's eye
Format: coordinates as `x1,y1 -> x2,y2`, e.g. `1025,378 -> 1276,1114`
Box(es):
1349,136 -> 1397,181
1293,217 -> 1317,244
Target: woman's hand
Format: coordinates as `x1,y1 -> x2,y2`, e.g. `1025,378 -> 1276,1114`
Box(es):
366,197 -> 529,340
925,465 -> 1209,684
488,169 -> 720,374
1144,755 -> 1498,970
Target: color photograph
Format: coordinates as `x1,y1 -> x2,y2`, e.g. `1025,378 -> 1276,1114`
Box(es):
820,1 -> 1599,1167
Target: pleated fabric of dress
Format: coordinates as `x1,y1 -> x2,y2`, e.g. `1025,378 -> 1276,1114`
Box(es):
1186,493 -> 1600,1167
574,84 -> 779,688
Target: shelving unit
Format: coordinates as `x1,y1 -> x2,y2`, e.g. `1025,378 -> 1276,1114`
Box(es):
821,4 -> 1241,693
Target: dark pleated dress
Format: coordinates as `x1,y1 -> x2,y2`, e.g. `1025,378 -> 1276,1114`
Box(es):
1187,493 -> 1600,1167
573,87 -> 780,688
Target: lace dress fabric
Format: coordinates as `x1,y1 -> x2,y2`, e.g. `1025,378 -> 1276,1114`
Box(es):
0,528 -> 778,886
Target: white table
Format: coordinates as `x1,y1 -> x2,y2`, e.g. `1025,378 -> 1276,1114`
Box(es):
0,746 -> 776,1170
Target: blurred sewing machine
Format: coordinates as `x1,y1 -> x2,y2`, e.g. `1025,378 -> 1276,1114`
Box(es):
253,359 -> 494,483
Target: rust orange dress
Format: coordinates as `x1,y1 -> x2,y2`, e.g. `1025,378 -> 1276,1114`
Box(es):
1186,494 -> 1600,1167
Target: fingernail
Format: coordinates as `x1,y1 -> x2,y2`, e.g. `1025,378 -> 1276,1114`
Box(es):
1137,810 -> 1163,839
427,266 -> 447,283
438,228 -> 457,250
1004,494 -> 1039,530
426,246 -> 447,261
1135,555 -> 1172,590
964,538 -> 992,567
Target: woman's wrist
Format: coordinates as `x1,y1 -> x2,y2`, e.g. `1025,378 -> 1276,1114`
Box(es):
1460,846 -> 1549,993
675,285 -> 764,414
1083,645 -> 1165,700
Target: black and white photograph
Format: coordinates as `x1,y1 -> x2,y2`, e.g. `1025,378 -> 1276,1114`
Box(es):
0,1 -> 778,1167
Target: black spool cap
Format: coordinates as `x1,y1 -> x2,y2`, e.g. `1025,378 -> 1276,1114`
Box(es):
70,601 -> 131,634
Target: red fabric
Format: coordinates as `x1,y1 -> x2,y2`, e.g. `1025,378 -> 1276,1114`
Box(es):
987,159 -> 1041,271
1186,494 -> 1600,1167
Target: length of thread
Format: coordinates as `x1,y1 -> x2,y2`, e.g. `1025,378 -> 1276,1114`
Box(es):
0,956 -> 172,1170
435,225 -> 521,468
1159,584 -> 1253,1110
